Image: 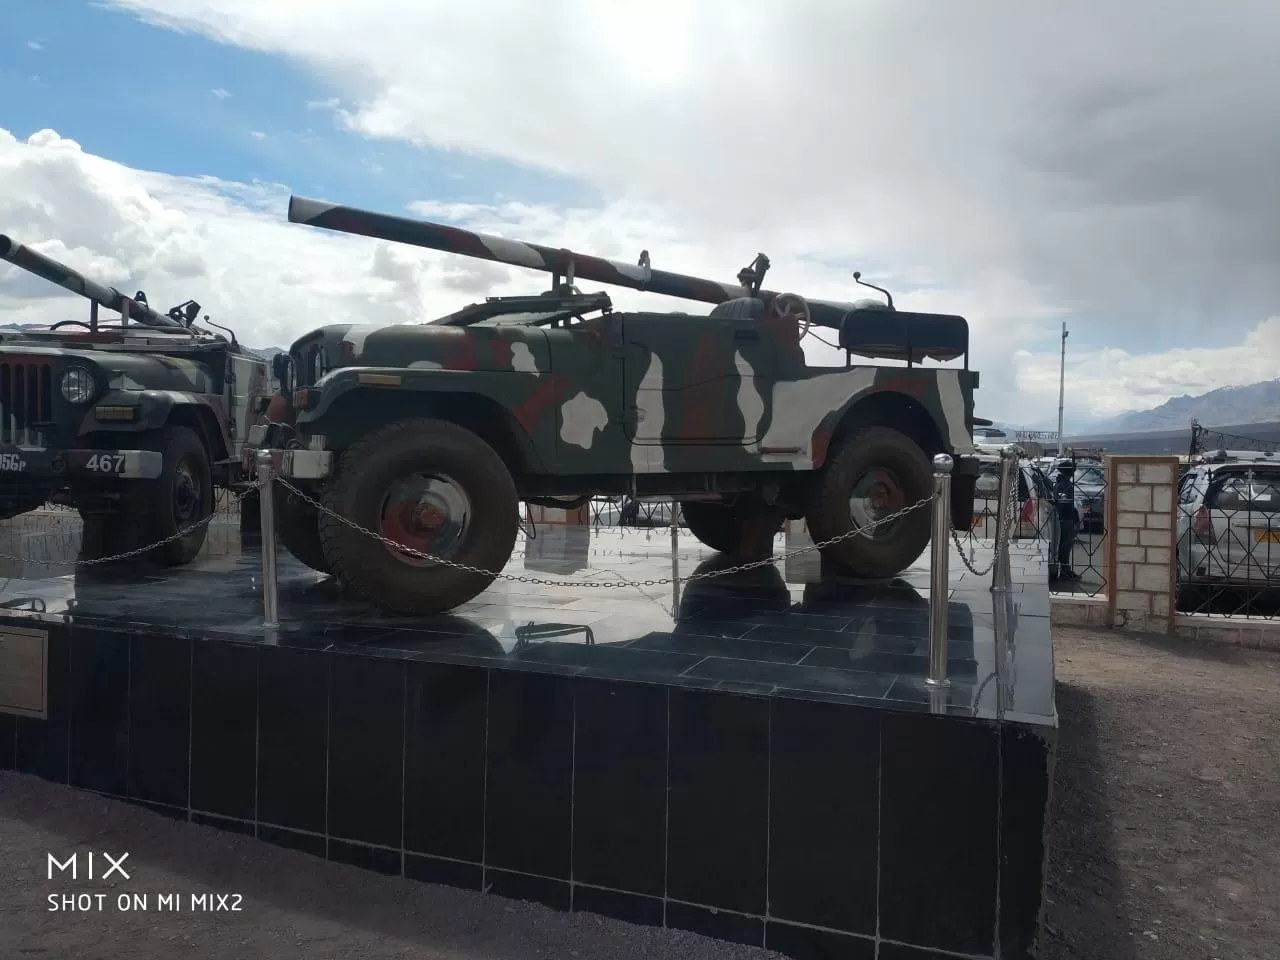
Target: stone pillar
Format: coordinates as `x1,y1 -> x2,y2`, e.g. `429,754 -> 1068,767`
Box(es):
1104,455 -> 1178,632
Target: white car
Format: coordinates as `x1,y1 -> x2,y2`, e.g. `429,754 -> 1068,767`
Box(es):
1177,455 -> 1280,590
971,457 -> 1057,541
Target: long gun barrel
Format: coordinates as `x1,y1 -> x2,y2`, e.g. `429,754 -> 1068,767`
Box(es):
287,196 -> 858,327
0,234 -> 185,329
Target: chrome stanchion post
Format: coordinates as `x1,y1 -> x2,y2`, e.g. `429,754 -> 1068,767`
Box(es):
926,454 -> 954,687
255,449 -> 280,628
670,501 -> 682,612
991,445 -> 1015,593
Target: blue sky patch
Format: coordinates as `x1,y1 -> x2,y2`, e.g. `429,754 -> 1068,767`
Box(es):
0,0 -> 596,214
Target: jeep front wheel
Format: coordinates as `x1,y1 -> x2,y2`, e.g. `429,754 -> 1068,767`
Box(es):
274,485 -> 331,574
318,418 -> 519,614
141,425 -> 214,566
804,425 -> 933,578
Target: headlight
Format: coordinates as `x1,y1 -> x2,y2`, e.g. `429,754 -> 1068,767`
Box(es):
60,368 -> 96,404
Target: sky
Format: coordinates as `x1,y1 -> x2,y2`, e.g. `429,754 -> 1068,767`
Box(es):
1,0 -> 1278,431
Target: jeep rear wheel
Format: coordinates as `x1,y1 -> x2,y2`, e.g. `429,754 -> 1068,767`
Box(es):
318,418 -> 519,614
804,425 -> 933,578
680,498 -> 782,558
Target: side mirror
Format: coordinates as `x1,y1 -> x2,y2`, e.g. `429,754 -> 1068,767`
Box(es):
271,353 -> 290,382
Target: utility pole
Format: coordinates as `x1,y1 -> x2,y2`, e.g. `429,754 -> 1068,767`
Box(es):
1057,322 -> 1069,457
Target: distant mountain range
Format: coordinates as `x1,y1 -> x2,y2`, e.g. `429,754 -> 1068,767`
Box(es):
1084,379 -> 1280,435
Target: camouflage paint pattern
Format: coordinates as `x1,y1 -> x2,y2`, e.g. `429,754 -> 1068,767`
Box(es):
279,196 -> 978,483
288,310 -> 976,478
0,236 -> 270,481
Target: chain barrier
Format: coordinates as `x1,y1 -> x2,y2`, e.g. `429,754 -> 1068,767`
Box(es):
0,470 -> 1018,588
950,479 -> 1020,579
0,478 -> 270,567
275,475 -> 937,589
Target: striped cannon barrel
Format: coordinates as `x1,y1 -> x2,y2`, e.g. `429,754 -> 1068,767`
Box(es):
0,234 -> 185,329
287,195 -> 860,331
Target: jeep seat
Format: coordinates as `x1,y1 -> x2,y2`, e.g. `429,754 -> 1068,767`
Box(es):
709,297 -> 765,320
839,308 -> 969,363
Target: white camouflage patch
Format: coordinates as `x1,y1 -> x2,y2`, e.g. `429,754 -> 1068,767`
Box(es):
510,342 -> 539,374
559,391 -> 609,449
759,368 -> 877,469
630,352 -> 666,473
734,351 -> 765,442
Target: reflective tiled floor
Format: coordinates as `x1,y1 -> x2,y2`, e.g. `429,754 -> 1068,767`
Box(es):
0,511 -> 1055,726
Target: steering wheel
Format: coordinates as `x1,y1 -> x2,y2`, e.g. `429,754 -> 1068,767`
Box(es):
49,320 -> 95,331
770,292 -> 812,340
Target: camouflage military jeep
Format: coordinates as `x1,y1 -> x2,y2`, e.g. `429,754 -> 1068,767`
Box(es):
0,236 -> 271,565
252,196 -> 982,614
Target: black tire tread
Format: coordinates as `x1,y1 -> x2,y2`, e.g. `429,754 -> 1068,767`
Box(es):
274,485 -> 331,573
318,417 -> 519,614
805,425 -> 932,578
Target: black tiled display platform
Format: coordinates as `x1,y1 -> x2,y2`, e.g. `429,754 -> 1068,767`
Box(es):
0,512 -> 1056,960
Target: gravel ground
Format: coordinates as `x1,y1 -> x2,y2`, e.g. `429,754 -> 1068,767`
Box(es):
2,624 -> 1277,959
1043,626 -> 1280,960
0,775 -> 781,960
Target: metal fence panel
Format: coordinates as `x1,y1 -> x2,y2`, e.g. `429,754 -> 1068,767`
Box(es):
1176,458 -> 1280,618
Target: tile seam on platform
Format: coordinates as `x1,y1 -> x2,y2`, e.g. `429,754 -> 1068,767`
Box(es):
877,934 -> 991,959
568,674 -> 578,908
324,655 -> 332,861
124,633 -> 132,795
874,714 -> 882,948
763,698 -> 773,919
662,685 -> 671,928
253,647 -> 260,839
185,635 -> 194,815
480,667 -> 490,890
399,666 -> 407,880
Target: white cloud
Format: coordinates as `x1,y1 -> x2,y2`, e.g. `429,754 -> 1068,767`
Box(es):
27,40 -> 43,51
1016,317 -> 1280,421
103,1 -> 1280,339
249,130 -> 266,140
211,87 -> 230,99
0,126 -> 1274,428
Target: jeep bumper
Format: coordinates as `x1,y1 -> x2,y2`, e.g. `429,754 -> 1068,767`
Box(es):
243,447 -> 332,481
0,446 -> 162,480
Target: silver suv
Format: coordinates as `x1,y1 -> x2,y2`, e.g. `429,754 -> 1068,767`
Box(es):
1177,451 -> 1280,591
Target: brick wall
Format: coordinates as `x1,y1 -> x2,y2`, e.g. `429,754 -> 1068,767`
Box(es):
1105,456 -> 1178,633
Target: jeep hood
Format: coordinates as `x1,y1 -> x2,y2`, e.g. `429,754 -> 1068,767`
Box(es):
0,344 -> 215,394
295,322 -> 547,374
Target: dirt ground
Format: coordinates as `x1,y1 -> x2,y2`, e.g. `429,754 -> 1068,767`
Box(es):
1,625 -> 1277,960
1044,627 -> 1280,960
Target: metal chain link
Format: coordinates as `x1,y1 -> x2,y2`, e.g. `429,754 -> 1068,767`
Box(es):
950,467 -> 1021,578
0,477 -> 270,567
275,475 -> 937,588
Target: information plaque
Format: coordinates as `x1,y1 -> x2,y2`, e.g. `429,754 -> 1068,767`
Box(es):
0,624 -> 48,719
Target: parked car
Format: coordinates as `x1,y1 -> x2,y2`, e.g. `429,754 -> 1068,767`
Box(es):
1073,462 -> 1106,533
1176,454 -> 1280,592
971,457 -> 1056,541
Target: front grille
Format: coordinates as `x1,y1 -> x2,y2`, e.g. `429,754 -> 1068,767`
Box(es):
0,360 -> 55,445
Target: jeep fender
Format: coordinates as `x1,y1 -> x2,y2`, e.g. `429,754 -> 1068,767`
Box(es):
300,373 -> 547,474
811,379 -> 972,471
82,390 -> 231,461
